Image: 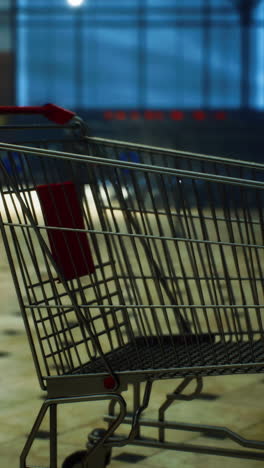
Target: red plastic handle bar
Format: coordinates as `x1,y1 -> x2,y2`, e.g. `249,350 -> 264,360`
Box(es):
0,103 -> 76,124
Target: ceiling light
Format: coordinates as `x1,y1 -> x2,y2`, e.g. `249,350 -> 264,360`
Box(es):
67,0 -> 85,7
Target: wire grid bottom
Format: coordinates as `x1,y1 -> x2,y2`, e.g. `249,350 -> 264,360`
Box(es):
74,336 -> 264,378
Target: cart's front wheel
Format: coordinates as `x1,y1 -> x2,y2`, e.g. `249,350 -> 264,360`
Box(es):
62,446 -> 112,468
61,450 -> 87,468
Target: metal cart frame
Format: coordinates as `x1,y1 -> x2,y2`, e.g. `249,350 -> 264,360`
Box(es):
1,105 -> 264,468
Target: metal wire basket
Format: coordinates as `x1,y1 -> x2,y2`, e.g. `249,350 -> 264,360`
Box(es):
1,105 -> 264,467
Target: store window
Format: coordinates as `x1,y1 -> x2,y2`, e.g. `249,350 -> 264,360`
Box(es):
16,0 -> 264,109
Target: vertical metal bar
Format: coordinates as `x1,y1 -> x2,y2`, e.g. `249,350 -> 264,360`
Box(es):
138,0 -> 147,109
238,2 -> 257,108
75,8 -> 83,108
50,405 -> 58,468
50,404 -> 58,468
10,0 -> 17,105
133,382 -> 141,438
202,0 -> 211,107
236,0 -> 261,107
241,10 -> 250,108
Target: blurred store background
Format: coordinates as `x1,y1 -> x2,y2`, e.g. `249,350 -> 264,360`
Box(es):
1,0 -> 264,158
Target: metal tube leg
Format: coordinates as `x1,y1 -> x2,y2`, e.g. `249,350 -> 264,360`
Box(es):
50,404 -> 58,468
20,402 -> 49,468
158,378 -> 203,442
133,383 -> 141,439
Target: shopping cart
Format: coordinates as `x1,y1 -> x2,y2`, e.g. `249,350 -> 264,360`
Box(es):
1,105 -> 264,468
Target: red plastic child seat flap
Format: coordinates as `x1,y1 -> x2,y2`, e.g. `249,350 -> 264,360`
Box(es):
36,181 -> 95,280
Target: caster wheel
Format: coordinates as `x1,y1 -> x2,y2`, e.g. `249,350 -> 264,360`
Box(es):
88,428 -> 108,444
62,450 -> 87,468
62,446 -> 111,468
88,428 -> 112,466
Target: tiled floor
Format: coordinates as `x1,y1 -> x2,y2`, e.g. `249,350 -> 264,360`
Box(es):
2,288 -> 264,468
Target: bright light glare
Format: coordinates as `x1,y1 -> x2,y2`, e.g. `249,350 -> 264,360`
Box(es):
67,0 -> 85,7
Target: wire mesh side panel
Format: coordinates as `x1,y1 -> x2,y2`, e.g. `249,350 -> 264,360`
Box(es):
75,150 -> 264,375
1,147 -> 264,383
0,150 -> 131,384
